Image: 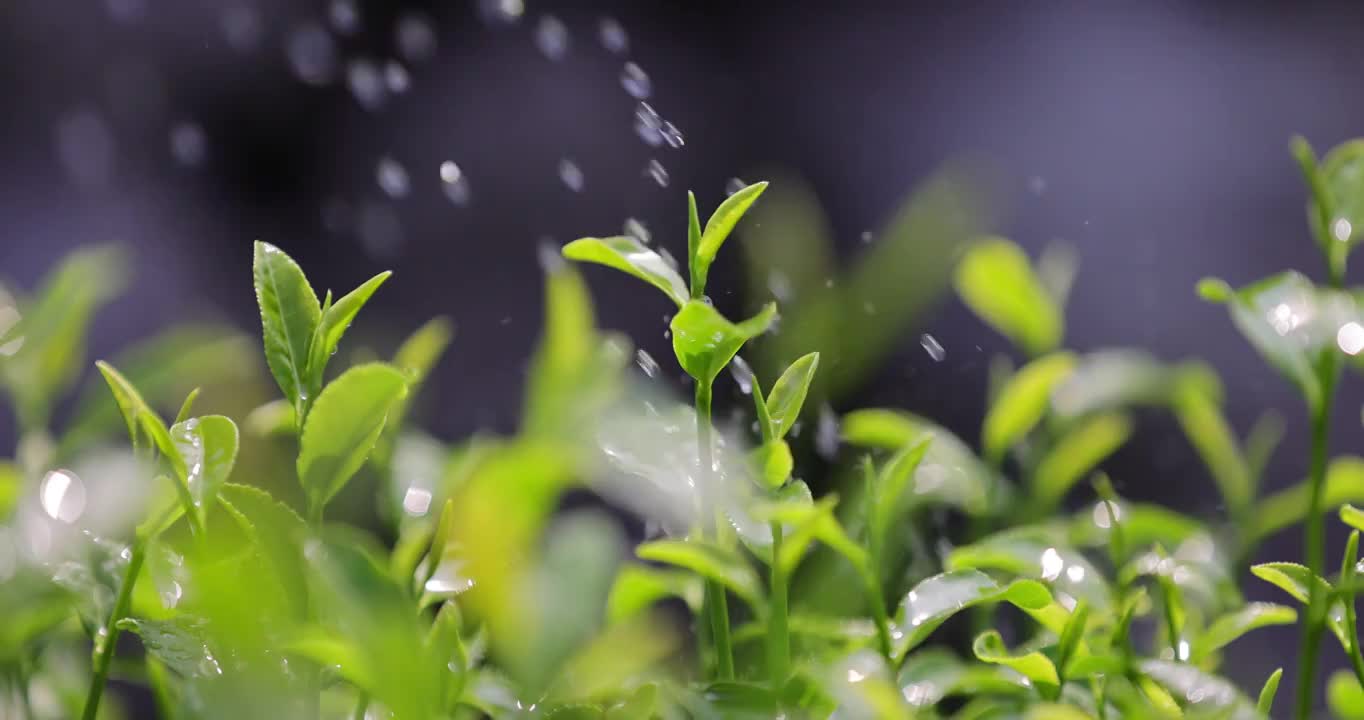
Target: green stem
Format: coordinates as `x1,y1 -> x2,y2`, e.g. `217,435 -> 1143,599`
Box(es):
1295,355 -> 1338,720
81,540 -> 147,720
768,521 -> 789,689
1342,534 -> 1364,688
695,382 -> 734,680
858,560 -> 894,661
352,693 -> 369,720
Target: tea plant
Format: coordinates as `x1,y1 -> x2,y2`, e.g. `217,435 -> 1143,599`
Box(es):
2,142 -> 1364,718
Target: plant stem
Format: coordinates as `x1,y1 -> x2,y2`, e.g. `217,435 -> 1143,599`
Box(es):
352,693 -> 369,720
694,382 -> 734,680
1295,354 -> 1338,720
81,540 -> 146,720
768,521 -> 789,689
857,560 -> 894,661
1341,533 -> 1364,688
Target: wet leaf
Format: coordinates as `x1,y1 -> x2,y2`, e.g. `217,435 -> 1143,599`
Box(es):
897,649 -> 1032,708
751,439 -> 793,490
691,182 -> 768,295
95,360 -> 157,451
1139,660 -> 1260,720
1250,456 -> 1364,543
303,270 -> 391,404
1327,669 -> 1364,719
892,569 -> 1052,661
954,236 -> 1062,356
218,483 -> 309,619
982,352 -> 1074,462
1069,500 -> 1204,560
670,300 -> 777,387
563,235 -> 689,307
972,630 -> 1058,693
766,352 -> 820,440
170,415 -> 238,519
947,527 -> 1109,610
253,241 -> 321,416
548,613 -> 675,706
297,363 -> 407,512
117,616 -> 222,679
636,539 -> 763,613
1250,562 -> 1349,651
1193,602 -> 1296,662
842,409 -> 999,515
1033,411 -> 1132,510
605,565 -> 703,622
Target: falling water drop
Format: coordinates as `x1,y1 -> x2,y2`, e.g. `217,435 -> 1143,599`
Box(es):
729,356 -> 754,395
645,159 -> 668,187
0,290 -> 22,357
220,5 -> 264,53
328,0 -> 361,35
559,158 -> 584,192
169,122 -> 207,167
55,108 -> 116,189
815,404 -> 840,460
478,0 -> 525,25
535,15 -> 570,61
40,469 -> 87,524
636,349 -> 660,378
634,102 -> 664,147
395,12 -> 438,63
440,161 -> 471,206
860,230 -> 873,244
660,120 -> 684,149
347,59 -> 387,110
598,17 -> 629,54
624,218 -> 651,244
920,333 -> 945,362
620,62 -> 651,99
767,270 -> 793,302
1027,176 -> 1047,196
376,156 -> 410,198
726,177 -> 747,196
384,60 -> 411,93
286,23 -> 339,86
357,200 -> 403,258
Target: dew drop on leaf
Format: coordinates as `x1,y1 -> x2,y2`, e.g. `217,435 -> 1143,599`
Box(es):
395,11 -> 438,63
535,15 -> 570,61
376,155 -> 410,198
599,17 -> 628,54
621,62 -> 651,99
644,159 -> 668,187
919,333 -> 945,362
558,158 -> 585,192
286,23 -> 339,86
169,122 -> 207,168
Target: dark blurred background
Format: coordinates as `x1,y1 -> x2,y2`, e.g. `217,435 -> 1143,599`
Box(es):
5,0 -> 1364,704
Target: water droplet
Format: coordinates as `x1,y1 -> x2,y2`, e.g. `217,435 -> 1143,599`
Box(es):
860,230 -> 873,244
440,161 -> 471,206
384,60 -> 411,94
726,177 -> 747,196
645,158 -> 668,187
537,240 -> 565,273
1040,547 -> 1064,581
357,200 -> 403,258
1333,217 -> 1354,243
328,0 -> 361,35
598,17 -> 628,54
55,108 -> 116,189
620,62 -> 651,99
767,270 -> 793,302
729,356 -> 754,395
815,404 -> 839,460
636,349 -> 660,378
634,102 -> 665,147
376,156 -> 410,198
395,12 -> 438,63
862,302 -> 877,315
347,58 -> 387,111
40,469 -> 87,524
169,122 -> 207,167
659,247 -> 680,271
624,218 -> 651,244
286,23 -> 339,86
1027,176 -> 1047,196
1339,322 -> 1364,355
558,158 -> 585,192
220,5 -> 264,53
919,333 -> 945,362
478,0 -> 525,25
660,120 -> 684,149
402,487 -> 433,517
534,15 -> 570,61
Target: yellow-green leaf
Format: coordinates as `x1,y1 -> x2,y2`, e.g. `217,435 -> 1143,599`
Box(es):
954,237 -> 1062,356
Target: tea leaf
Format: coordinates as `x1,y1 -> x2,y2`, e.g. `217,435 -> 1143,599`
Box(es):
563,236 -> 689,307
700,681 -> 780,718
691,182 -> 768,295
95,360 -> 157,451
842,409 -> 1000,515
870,438 -> 931,550
766,352 -> 819,440
670,301 -> 776,387
971,630 -> 1059,692
219,483 -> 309,619
1139,660 -> 1260,720
1049,349 -> 1197,420
892,569 -> 1052,660
253,241 -> 321,415
982,352 -> 1074,462
1314,138 -> 1364,278
751,440 -> 793,490
1342,503 -> 1364,532
1250,456 -> 1364,543
170,414 -> 239,523
375,316 -> 455,467
1055,599 -> 1090,679
1172,373 -> 1253,515
1327,669 -> 1364,719
1256,668 -> 1283,716
1193,602 -> 1296,662
897,649 -> 1032,708
1250,562 -> 1350,651
1033,411 -> 1132,510
304,270 -> 391,403
636,539 -> 763,613
954,236 -> 1062,357
605,565 -> 703,622
947,528 -> 1109,610
297,363 -> 408,512
116,616 -> 221,680
687,191 -> 703,297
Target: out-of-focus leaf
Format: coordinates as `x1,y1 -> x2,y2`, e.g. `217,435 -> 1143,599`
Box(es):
897,649 -> 1032,708
892,570 -> 1052,661
245,399 -> 294,437
0,460 -> 18,520
1327,669 -> 1364,719
691,182 -> 768,295
1055,599 -> 1090,679
296,363 -> 407,512
303,270 -> 390,402
972,630 -> 1058,693
95,360 -> 156,451
1193,603 -> 1296,662
170,415 -> 238,524
1341,503 -> 1364,532
1250,562 -> 1349,651
870,439 -> 931,552
606,683 -> 658,719
818,650 -> 908,719
1,245 -> 127,429
842,409 -> 1000,515
252,241 -> 320,416
947,527 -> 1109,610
1022,704 -> 1092,720
376,316 -> 455,464
1250,456 -> 1364,543
1049,350 -> 1201,420
563,236 -> 689,307
218,483 -> 309,619
766,352 -> 820,440
1299,137 -> 1364,279
605,564 -> 703,622
116,616 -> 222,679
1172,372 -> 1253,515
982,352 -> 1074,462
1034,411 -> 1132,510
1256,668 -> 1283,717
1069,499 -> 1204,559
548,613 -> 675,706
700,681 -> 780,719
1139,660 -> 1260,720
751,440 -> 793,490
636,539 -> 763,613
671,300 -> 776,387
954,236 -> 1062,357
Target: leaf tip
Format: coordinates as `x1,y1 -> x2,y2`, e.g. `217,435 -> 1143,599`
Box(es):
1195,277 -> 1233,304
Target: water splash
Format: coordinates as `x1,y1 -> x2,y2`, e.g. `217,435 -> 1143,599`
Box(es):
623,217 -> 651,244
634,102 -> 665,147
729,356 -> 754,395
635,349 -> 660,378
621,62 -> 651,99
920,333 -> 945,362
535,15 -> 570,61
726,177 -> 747,196
598,17 -> 629,54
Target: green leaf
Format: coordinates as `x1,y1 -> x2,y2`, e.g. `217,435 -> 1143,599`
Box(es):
170,415 -> 238,528
870,438 -> 931,548
95,360 -> 156,451
1316,138 -> 1364,278
116,616 -> 221,679
297,363 -> 408,512
972,630 -> 1059,692
303,270 -> 391,403
1049,349 -> 1198,420
690,182 -> 768,295
842,409 -> 1000,515
1342,503 -> 1364,531
1171,373 -> 1253,515
892,569 -> 1052,661
605,564 -> 703,622
1033,411 -> 1133,510
670,300 -> 777,387
1193,602 -> 1296,662
953,236 -> 1063,356
897,649 -> 1032,709
253,241 -> 321,416
0,461 -> 19,521
173,387 -> 200,425
1327,669 -> 1364,719
1250,562 -> 1349,651
1256,668 -> 1283,717
687,192 -> 703,297
751,440 -> 793,490
636,539 -> 763,613
563,236 -> 689,307
1250,456 -> 1364,543
947,527 -> 1109,610
1069,499 -> 1203,560
982,352 -> 1074,462
766,352 -> 819,440
701,681 -> 780,718
1055,599 -> 1090,679
1139,660 -> 1260,720
218,483 -> 310,619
